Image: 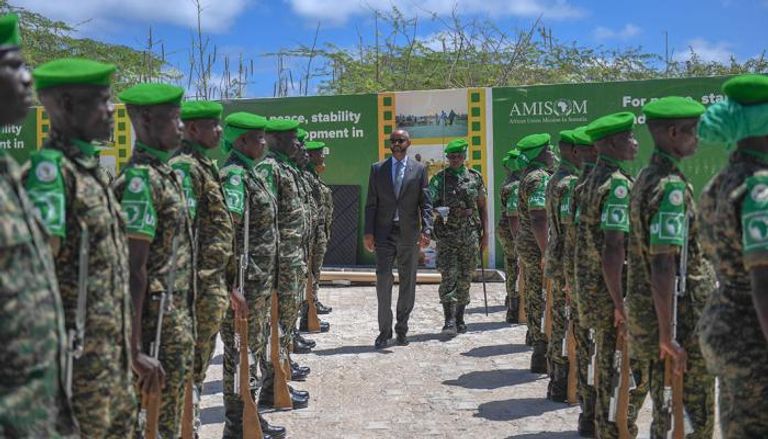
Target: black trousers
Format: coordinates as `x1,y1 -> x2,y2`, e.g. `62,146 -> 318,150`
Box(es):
375,225 -> 419,336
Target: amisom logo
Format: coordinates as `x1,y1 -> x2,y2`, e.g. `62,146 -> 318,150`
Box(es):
508,99 -> 589,124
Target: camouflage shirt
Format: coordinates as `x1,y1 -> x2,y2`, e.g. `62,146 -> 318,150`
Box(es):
497,172 -> 519,242
170,141 -> 234,301
113,144 -> 194,305
626,152 -> 715,358
544,160 -> 579,279
564,162 -> 595,287
517,164 -> 551,258
220,151 -> 278,294
308,168 -> 333,235
0,153 -> 77,437
428,166 -> 486,241
23,138 -> 133,375
297,169 -> 318,251
574,157 -> 633,329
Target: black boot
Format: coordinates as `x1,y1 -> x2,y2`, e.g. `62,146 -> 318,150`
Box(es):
315,300 -> 332,314
549,362 -> 568,403
455,304 -> 467,334
506,298 -> 519,324
292,337 -> 312,354
259,413 -> 286,439
299,315 -> 330,333
293,330 -> 316,348
441,302 -> 457,335
530,341 -> 548,374
577,413 -> 595,437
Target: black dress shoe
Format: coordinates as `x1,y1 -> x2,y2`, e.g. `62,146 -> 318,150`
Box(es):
259,414 -> 286,439
316,301 -> 332,314
396,333 -> 409,346
374,331 -> 392,349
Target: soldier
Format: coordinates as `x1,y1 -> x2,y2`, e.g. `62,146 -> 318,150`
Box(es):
112,83 -> 194,438
255,118 -> 311,409
24,57 -> 135,437
428,138 -> 487,334
543,129 -> 586,402
626,96 -> 715,438
576,112 -> 644,438
306,139 -> 334,317
498,149 -> 522,323
562,126 -> 599,436
218,112 -> 286,438
515,133 -> 555,373
169,101 -> 234,433
0,14 -> 78,438
698,74 -> 768,438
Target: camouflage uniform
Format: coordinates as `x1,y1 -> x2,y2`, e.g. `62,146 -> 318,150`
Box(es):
254,151 -> 307,351
626,152 -> 716,439
297,169 -> 317,321
497,172 -> 520,312
0,152 -> 78,438
24,139 -> 136,438
308,167 -> 333,299
218,150 -> 277,438
113,143 -> 195,438
543,159 -> 579,396
698,151 -> 768,438
517,163 -> 551,351
565,162 -> 597,425
170,141 -> 234,395
574,156 -> 644,438
429,166 -> 486,305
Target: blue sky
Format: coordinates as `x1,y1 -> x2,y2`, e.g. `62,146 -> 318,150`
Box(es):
13,0 -> 768,98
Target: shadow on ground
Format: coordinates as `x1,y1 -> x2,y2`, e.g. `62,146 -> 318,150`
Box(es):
443,368 -> 541,390
505,431 -> 581,438
203,379 -> 223,395
466,304 -> 507,315
476,397 -> 568,422
311,345 -> 394,356
465,321 -> 514,332
461,343 -> 530,358
210,354 -> 223,365
200,404 -> 224,425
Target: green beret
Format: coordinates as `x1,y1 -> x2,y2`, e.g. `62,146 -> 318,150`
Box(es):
572,126 -> 593,146
585,112 -> 635,141
265,118 -> 300,132
118,83 -> 184,106
444,138 -> 468,154
305,141 -> 326,151
642,96 -> 706,120
33,58 -> 116,91
559,130 -> 577,145
516,133 -> 550,150
225,112 -> 268,130
0,14 -> 20,48
297,128 -> 308,142
181,100 -> 223,121
722,74 -> 768,105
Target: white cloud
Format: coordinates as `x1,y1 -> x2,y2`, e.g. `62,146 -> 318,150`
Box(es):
13,0 -> 251,33
288,0 -> 584,25
592,23 -> 641,41
674,39 -> 735,63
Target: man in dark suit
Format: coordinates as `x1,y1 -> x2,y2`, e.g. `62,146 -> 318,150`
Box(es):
364,129 -> 433,348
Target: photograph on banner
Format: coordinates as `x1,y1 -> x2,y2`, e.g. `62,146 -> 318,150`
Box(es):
395,89 -> 468,143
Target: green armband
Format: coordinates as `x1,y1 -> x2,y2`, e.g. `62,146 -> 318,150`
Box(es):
222,167 -> 246,216
600,177 -> 630,232
741,175 -> 768,256
650,181 -> 686,247
255,162 -> 277,197
25,149 -> 66,238
121,167 -> 157,239
528,175 -> 549,209
559,179 -> 577,223
172,162 -> 197,221
506,183 -> 520,215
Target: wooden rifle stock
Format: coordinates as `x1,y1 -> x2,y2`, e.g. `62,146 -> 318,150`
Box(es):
270,290 -> 293,409
237,316 -> 264,438
305,255 -> 321,333
181,380 -> 194,439
142,390 -> 161,439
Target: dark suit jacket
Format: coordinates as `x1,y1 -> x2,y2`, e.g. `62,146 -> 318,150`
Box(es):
364,157 -> 433,244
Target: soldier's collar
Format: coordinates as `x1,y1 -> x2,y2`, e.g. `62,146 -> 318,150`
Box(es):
559,158 -> 578,174
740,147 -> 768,166
653,149 -> 681,167
72,139 -> 98,157
446,165 -> 466,176
597,153 -> 626,171
135,141 -> 172,163
184,139 -> 213,158
582,161 -> 596,171
232,149 -> 257,169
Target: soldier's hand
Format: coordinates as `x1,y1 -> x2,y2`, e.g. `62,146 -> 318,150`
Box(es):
133,353 -> 165,394
613,306 -> 627,328
660,340 -> 687,376
419,233 -> 431,249
230,288 -> 247,320
364,234 -> 375,252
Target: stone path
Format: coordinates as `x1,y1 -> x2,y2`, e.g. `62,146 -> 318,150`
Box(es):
198,282 -> 707,438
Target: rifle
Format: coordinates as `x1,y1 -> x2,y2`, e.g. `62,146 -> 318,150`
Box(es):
269,290 -> 293,409
608,324 -> 631,439
236,317 -> 263,438
664,214 -> 691,439
518,262 -> 527,323
141,237 -> 178,439
65,222 -> 89,398
587,328 -> 596,387
181,380 -> 194,439
304,248 -> 322,332
564,300 -> 578,404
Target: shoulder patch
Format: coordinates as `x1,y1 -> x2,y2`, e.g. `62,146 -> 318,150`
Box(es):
171,161 -> 197,221
121,167 -> 157,239
600,177 -> 630,232
221,166 -> 246,215
255,161 -> 277,197
25,148 -> 66,238
649,180 -> 687,247
528,172 -> 549,210
506,181 -> 521,215
741,174 -> 768,255
559,177 -> 578,224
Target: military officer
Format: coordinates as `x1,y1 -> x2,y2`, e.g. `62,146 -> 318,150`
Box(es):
306,140 -> 334,316
498,149 -> 522,323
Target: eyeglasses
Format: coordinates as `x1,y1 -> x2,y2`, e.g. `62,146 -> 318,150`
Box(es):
389,138 -> 407,144
446,153 -> 465,159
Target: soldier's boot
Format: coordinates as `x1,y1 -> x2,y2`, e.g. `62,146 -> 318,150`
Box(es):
455,304 -> 467,334
530,341 -> 548,374
315,300 -> 332,314
441,302 -> 457,335
222,397 -> 244,439
578,412 -> 596,438
299,303 -> 330,333
549,363 -> 569,403
506,297 -> 519,324
259,413 -> 286,439
293,330 -> 316,348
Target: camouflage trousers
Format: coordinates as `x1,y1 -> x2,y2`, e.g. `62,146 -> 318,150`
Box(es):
310,225 -> 329,298
139,294 -> 194,439
193,287 -> 229,388
436,234 -> 479,305
71,338 -> 136,438
545,277 -> 568,371
496,223 -> 518,301
572,308 -> 596,422
220,291 -> 270,439
277,263 -> 305,349
518,249 -> 546,345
